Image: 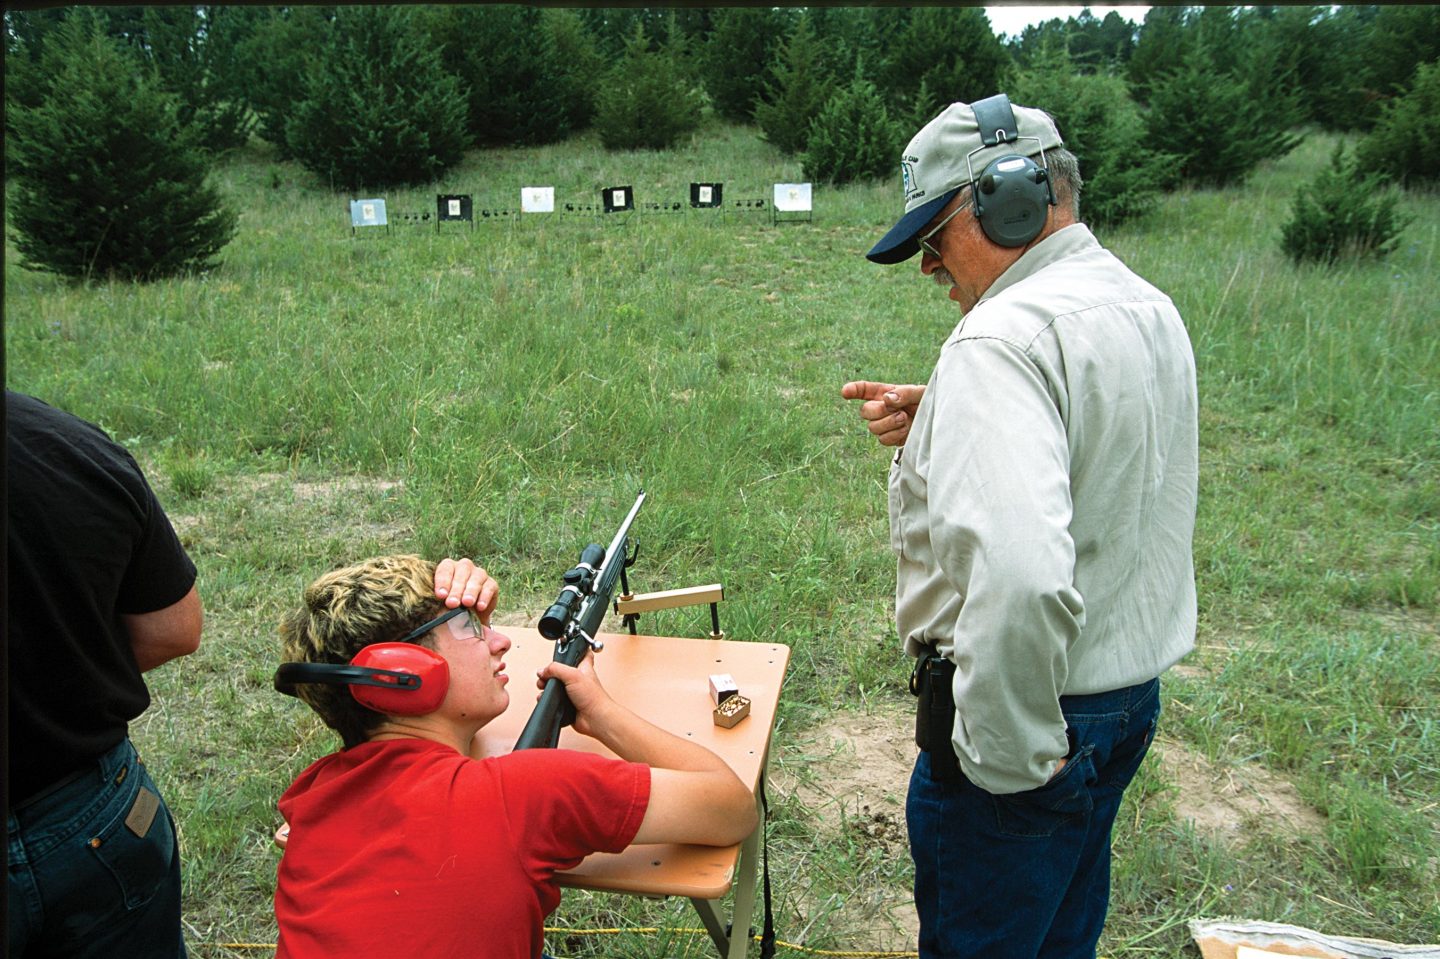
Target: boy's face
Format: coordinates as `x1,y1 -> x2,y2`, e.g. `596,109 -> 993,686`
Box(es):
429,609 -> 512,726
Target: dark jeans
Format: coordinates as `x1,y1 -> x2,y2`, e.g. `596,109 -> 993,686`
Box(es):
7,738 -> 187,959
906,678 -> 1160,959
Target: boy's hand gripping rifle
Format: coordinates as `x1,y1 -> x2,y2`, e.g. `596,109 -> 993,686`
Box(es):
514,491 -> 645,750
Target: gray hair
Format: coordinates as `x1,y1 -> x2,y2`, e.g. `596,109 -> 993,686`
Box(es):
1044,146 -> 1083,220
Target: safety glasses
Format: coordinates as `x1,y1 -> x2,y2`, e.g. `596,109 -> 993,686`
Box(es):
917,195 -> 972,259
395,606 -> 483,645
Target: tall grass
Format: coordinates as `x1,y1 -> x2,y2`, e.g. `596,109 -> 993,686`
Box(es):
6,124 -> 1437,955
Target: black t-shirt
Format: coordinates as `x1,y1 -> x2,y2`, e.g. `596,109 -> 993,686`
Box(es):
6,391 -> 197,799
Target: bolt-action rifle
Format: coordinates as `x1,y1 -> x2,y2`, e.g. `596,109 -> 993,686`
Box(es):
513,491 -> 645,750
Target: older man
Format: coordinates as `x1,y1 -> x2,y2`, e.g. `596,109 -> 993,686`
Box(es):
842,95 -> 1198,958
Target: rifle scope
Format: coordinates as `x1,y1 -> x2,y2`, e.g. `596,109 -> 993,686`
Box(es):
539,543 -> 606,640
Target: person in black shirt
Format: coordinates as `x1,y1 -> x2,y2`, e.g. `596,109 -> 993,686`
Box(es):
7,390 -> 203,958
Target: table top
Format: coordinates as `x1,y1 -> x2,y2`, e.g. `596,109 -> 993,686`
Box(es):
472,626 -> 790,898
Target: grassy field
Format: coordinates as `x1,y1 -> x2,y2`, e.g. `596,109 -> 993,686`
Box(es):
6,122 -> 1438,957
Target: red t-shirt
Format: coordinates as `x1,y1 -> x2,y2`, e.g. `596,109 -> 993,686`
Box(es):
274,739 -> 650,959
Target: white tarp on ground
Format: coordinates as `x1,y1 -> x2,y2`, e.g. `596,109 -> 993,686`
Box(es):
1191,918 -> 1440,959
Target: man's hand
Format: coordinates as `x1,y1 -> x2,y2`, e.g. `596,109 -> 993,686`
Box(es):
841,381 -> 926,447
433,557 -> 498,625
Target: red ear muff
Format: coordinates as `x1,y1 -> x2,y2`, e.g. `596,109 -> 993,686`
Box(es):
347,643 -> 450,715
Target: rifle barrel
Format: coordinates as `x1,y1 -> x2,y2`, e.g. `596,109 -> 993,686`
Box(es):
514,491 -> 646,751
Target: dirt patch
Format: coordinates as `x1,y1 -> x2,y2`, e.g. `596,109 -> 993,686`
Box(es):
781,703 -> 1324,845
166,512 -> 204,539
1155,737 -> 1327,838
165,472 -> 412,552
224,472 -> 404,500
291,477 -> 404,500
770,699 -> 1327,952
770,700 -> 919,952
492,611 -> 542,630
774,701 -> 915,823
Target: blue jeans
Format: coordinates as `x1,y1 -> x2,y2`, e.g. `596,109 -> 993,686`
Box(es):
906,678 -> 1160,959
7,738 -> 187,959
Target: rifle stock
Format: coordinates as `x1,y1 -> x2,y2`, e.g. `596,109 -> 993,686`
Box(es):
514,492 -> 645,750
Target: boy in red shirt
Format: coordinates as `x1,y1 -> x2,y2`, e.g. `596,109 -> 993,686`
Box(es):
273,555 -> 757,959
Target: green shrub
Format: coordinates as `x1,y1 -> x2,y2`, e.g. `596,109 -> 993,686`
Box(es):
5,14 -> 237,282
284,6 -> 468,190
1280,141 -> 1413,265
1354,60 -> 1440,188
594,22 -> 704,151
802,72 -> 902,185
164,451 -> 218,500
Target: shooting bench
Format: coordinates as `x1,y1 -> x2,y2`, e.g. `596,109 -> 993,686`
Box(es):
475,626 -> 790,959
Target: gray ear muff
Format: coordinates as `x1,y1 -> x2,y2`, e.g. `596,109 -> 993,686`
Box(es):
974,154 -> 1052,247
968,93 -> 1057,248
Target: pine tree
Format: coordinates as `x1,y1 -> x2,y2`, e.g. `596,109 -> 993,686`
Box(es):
425,6 -> 599,147
879,7 -> 1011,110
1237,6 -> 1355,132
1364,5 -> 1440,100
542,9 -> 605,136
4,6 -> 255,155
1009,9 -> 1136,75
754,15 -> 832,156
7,13 -> 237,281
284,6 -> 469,190
1012,42 -> 1175,228
231,6 -> 336,158
133,6 -> 254,154
806,6 -> 874,88
1127,6 -> 1190,104
594,22 -> 704,151
803,69 -> 902,185
1144,42 -> 1302,186
701,7 -> 789,124
1305,5 -> 1380,132
5,7 -> 80,119
1355,60 -> 1440,187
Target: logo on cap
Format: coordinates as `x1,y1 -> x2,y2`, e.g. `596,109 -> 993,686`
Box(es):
901,156 -> 922,203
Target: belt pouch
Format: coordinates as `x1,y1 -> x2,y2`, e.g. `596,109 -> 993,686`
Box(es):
911,653 -> 962,783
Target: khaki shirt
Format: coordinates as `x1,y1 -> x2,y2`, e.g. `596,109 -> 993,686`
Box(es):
890,223 -> 1197,794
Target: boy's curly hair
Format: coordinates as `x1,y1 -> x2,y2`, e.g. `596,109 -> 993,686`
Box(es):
279,555 -> 444,748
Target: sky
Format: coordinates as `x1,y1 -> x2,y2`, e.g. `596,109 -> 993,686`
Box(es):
983,5 -> 1152,40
